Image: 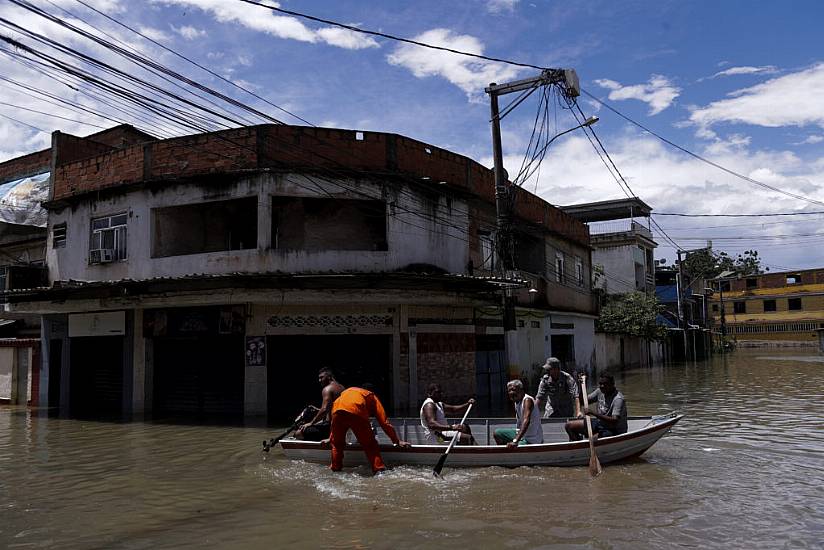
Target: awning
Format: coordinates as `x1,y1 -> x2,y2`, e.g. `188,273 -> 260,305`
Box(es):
0,172 -> 49,227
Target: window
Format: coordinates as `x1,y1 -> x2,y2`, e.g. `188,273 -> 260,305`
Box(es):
153,198 -> 257,257
52,223 -> 67,249
575,257 -> 584,286
90,213 -> 127,264
479,230 -> 495,271
272,197 -> 387,251
786,274 -> 801,284
733,301 -> 746,314
719,281 -> 731,292
746,278 -> 757,290
788,298 -> 802,311
763,299 -> 776,312
555,251 -> 565,283
712,304 -> 719,312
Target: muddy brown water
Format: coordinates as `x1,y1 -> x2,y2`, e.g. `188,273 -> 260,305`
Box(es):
2,349 -> 823,549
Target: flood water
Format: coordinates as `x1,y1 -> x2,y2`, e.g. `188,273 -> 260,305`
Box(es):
2,349 -> 823,549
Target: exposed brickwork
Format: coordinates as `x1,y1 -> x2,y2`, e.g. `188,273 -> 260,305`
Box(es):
86,125 -> 156,148
0,149 -> 50,184
416,333 -> 475,353
46,124 -> 590,246
416,350 -> 476,405
730,268 -> 824,291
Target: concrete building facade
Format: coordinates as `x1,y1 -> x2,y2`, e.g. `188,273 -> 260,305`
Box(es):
711,268 -> 824,345
4,124 -> 597,421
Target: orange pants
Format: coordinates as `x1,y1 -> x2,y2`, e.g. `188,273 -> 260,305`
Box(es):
330,411 -> 387,473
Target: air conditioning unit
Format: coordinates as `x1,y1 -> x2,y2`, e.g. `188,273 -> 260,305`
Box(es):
89,249 -> 115,264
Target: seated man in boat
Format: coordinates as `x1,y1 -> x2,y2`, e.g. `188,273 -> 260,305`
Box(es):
493,380 -> 544,447
419,383 -> 475,445
321,384 -> 411,474
535,357 -> 581,419
565,373 -> 628,441
295,367 -> 345,441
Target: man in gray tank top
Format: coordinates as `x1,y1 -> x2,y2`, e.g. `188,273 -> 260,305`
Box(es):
493,380 -> 544,446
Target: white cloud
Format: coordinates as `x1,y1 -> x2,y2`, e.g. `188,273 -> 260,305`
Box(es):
172,25 -> 206,40
153,0 -> 379,49
690,64 -> 824,129
486,0 -> 519,14
386,28 -> 522,102
482,131 -> 824,266
593,75 -> 680,115
794,135 -> 824,145
138,26 -> 171,42
712,65 -> 778,78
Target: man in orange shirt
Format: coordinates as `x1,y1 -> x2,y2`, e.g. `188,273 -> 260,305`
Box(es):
322,386 -> 411,474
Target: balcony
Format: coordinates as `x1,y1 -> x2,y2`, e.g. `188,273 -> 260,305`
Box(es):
588,220 -> 653,240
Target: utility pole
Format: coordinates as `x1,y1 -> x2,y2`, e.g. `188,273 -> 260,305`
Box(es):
485,69 -> 581,379
676,249 -> 689,360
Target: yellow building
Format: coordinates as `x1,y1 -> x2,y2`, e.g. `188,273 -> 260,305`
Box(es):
710,268 -> 824,343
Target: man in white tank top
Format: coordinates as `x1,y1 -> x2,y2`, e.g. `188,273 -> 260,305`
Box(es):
493,379 -> 544,446
419,383 -> 475,444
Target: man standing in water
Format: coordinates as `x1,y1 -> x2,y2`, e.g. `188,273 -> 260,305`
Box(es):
535,357 -> 580,418
493,380 -> 544,447
565,373 -> 628,440
322,385 -> 411,474
295,368 -> 344,441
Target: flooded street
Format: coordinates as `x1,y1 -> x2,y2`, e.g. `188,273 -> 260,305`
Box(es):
2,349 -> 823,549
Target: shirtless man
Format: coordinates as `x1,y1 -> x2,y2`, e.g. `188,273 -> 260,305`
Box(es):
295,368 -> 345,441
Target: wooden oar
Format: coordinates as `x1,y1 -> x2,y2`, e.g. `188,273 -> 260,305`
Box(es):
262,423 -> 298,452
433,403 -> 473,477
581,375 -> 603,477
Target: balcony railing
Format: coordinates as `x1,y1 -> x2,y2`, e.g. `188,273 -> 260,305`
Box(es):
588,220 -> 653,240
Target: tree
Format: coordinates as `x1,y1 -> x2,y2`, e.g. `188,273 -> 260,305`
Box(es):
681,248 -> 765,280
596,291 -> 668,341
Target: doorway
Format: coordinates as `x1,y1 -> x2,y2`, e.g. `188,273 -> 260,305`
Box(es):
266,335 -> 392,423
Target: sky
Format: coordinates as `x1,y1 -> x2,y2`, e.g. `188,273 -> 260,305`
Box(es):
1,0 -> 824,271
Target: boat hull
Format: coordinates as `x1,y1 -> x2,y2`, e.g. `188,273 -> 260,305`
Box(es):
280,414 -> 682,468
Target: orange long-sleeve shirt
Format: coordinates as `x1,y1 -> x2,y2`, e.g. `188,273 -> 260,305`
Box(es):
332,387 -> 400,444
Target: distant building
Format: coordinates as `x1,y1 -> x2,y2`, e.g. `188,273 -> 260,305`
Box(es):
560,197 -> 662,369
711,268 -> 824,345
561,198 -> 656,295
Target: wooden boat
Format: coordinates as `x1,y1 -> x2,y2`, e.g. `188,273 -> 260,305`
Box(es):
280,412 -> 683,468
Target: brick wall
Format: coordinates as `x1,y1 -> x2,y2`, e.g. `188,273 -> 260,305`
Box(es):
47,124 -> 590,246
730,268 -> 824,291
415,333 -> 475,405
0,149 -> 50,184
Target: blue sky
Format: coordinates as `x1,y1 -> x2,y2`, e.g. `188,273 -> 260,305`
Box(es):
2,0 -> 824,271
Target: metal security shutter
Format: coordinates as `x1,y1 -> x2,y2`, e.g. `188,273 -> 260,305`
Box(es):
153,335 -> 244,419
69,336 -> 124,418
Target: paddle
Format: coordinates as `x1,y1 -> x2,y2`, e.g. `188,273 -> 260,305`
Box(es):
262,423 -> 301,452
433,403 -> 473,477
580,375 -> 603,477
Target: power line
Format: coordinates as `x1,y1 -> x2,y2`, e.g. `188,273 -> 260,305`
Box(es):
0,100 -> 107,129
581,89 -> 824,209
72,0 -> 313,126
235,0 -> 546,71
655,210 -> 824,217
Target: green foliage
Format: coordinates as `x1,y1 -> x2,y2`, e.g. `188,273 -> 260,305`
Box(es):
596,291 -> 669,340
681,248 -> 765,280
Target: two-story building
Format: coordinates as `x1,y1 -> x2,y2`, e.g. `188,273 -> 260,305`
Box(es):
711,268 -> 824,345
3,124 -> 596,421
560,197 -> 662,368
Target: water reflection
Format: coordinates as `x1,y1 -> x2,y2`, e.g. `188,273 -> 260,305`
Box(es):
1,349 -> 823,549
